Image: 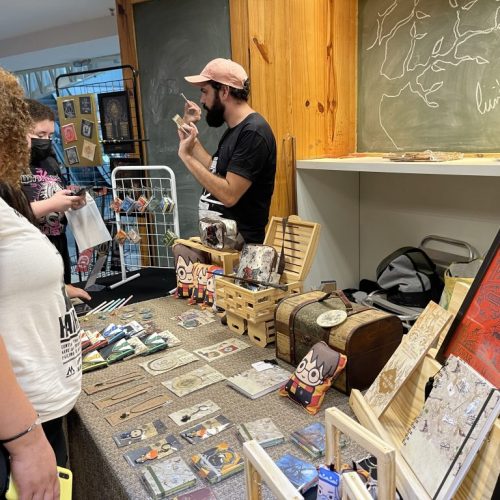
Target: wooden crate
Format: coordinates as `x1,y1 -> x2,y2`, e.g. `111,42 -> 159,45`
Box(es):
173,236 -> 240,274
216,215 -> 320,346
248,319 -> 276,347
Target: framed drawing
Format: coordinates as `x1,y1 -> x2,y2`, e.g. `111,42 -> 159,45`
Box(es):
437,229 -> 500,387
97,91 -> 134,153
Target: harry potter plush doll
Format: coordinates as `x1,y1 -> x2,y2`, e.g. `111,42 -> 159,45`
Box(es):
280,341 -> 347,415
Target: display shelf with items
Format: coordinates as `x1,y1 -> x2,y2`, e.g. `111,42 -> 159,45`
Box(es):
55,65 -> 148,283
296,160 -> 500,291
216,215 -> 320,347
111,165 -> 179,288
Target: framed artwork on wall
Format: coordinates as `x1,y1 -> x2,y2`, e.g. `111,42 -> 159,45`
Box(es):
437,229 -> 500,387
97,91 -> 134,153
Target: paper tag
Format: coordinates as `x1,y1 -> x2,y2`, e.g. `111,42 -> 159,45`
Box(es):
252,361 -> 274,372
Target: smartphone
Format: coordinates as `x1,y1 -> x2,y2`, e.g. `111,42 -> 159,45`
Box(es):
5,466 -> 73,500
71,187 -> 86,197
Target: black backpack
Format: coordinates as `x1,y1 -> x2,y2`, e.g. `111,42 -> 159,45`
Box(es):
376,247 -> 444,308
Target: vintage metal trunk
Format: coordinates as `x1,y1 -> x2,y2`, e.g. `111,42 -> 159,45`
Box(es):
275,290 -> 404,394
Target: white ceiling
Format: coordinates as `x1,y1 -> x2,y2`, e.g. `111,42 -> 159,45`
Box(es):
0,0 -> 116,41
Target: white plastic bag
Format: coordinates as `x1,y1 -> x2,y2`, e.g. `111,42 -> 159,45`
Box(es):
65,193 -> 111,251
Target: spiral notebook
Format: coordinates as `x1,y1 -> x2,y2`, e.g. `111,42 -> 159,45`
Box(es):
400,354 -> 500,500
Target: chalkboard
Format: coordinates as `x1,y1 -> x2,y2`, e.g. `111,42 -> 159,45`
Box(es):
134,0 -> 231,238
358,0 -> 500,152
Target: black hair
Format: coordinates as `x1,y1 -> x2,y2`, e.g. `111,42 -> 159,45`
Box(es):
210,79 -> 250,102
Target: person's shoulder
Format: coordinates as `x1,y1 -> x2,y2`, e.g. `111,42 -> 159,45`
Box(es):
241,112 -> 273,135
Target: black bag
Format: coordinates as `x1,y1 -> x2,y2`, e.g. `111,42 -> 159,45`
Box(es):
376,247 -> 443,308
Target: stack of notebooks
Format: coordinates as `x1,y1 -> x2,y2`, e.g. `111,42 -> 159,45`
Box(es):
236,418 -> 285,448
290,422 -> 326,458
226,364 -> 291,399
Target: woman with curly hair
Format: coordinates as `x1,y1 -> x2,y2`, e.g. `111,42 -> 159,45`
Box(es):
0,66 -> 82,499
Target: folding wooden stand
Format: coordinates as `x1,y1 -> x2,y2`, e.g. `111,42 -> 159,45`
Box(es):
349,355 -> 500,500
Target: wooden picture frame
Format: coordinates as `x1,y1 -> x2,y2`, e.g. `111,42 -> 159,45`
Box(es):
436,229 -> 500,387
97,90 -> 134,153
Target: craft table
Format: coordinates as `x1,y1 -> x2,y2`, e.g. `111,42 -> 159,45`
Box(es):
68,296 -> 362,500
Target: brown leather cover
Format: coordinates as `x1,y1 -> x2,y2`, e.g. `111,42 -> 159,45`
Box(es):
275,290 -> 404,394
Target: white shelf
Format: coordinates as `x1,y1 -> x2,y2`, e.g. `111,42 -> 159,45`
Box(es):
297,157 -> 500,176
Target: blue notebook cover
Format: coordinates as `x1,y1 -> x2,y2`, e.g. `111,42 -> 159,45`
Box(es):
290,422 -> 326,457
275,454 -> 318,493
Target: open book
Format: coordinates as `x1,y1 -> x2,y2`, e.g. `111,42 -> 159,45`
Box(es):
400,354 -> 500,499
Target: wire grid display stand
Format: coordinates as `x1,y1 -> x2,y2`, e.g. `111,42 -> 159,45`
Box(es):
111,166 -> 179,289
55,65 -> 146,282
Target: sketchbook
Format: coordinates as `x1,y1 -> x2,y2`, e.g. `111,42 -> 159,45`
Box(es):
400,354 -> 500,500
226,365 -> 291,399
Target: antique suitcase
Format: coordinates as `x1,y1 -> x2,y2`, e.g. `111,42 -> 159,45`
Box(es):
275,290 -> 404,394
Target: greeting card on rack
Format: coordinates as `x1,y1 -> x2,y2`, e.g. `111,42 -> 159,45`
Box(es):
400,355 -> 500,500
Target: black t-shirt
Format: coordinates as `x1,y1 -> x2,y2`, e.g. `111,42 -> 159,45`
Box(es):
199,112 -> 277,243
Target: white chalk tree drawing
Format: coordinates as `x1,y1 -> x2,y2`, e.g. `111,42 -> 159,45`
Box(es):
366,0 -> 500,149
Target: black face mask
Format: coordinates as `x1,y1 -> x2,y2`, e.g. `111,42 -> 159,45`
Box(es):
204,94 -> 226,128
30,138 -> 52,163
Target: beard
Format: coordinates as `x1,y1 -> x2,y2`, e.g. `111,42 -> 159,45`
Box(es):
204,95 -> 225,128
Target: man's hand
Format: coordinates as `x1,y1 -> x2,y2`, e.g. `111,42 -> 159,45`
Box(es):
178,123 -> 199,160
6,426 -> 60,500
183,100 -> 202,124
65,284 -> 91,301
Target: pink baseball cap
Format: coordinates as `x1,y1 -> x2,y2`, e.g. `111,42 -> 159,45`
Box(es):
184,58 -> 248,89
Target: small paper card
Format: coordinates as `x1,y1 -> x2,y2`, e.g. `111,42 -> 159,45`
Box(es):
124,434 -> 183,467
193,338 -> 250,362
157,330 -> 181,347
172,310 -> 216,330
113,419 -> 167,448
162,365 -> 226,397
139,348 -> 199,376
251,361 -> 274,372
180,415 -> 232,444
168,400 -> 220,426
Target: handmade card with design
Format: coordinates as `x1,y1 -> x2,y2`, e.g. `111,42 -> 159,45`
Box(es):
193,338 -> 250,362
162,365 -> 226,398
169,400 -> 221,426
113,419 -> 168,448
139,348 -> 198,376
364,301 -> 453,417
124,434 -> 183,467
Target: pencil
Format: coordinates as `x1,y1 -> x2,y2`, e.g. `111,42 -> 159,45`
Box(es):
117,295 -> 134,309
102,299 -> 121,313
85,300 -> 107,316
107,298 -> 126,312
180,93 -> 189,104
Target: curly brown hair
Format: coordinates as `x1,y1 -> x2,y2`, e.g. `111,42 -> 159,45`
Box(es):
0,66 -> 32,186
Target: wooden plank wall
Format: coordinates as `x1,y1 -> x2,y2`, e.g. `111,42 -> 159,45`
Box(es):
116,0 -> 357,217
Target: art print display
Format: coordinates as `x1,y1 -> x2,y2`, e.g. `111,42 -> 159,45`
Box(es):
97,90 -> 134,153
56,94 -> 102,166
437,230 -> 500,387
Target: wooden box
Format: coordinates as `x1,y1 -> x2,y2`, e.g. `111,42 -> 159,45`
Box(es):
173,236 -> 240,274
216,216 -> 320,345
274,290 -> 404,393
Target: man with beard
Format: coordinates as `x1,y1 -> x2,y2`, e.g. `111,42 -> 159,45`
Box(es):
178,58 -> 276,244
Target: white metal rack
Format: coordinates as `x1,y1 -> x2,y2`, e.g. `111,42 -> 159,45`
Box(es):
110,165 -> 179,289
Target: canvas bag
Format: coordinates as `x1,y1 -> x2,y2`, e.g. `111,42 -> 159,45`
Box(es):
199,216 -> 244,251
376,246 -> 444,307
235,244 -> 279,288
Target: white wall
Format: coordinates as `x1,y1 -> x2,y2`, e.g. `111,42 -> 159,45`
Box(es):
0,16 -> 119,72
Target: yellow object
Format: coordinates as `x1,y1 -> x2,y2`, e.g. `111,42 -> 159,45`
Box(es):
5,466 -> 72,500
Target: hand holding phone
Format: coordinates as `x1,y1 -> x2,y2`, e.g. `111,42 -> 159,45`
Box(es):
6,466 -> 73,500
